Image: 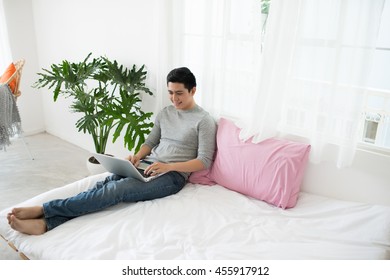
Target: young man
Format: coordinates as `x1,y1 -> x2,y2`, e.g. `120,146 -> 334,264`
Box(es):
7,67 -> 217,235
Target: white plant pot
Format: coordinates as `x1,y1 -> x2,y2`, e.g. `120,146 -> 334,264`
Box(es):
86,156 -> 107,175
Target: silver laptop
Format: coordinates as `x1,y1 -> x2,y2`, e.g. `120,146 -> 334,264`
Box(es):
92,153 -> 165,182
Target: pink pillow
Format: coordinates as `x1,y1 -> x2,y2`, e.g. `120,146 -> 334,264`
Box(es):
208,118 -> 310,209
188,167 -> 214,185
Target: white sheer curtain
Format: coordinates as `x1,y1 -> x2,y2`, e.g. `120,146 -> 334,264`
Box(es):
149,0 -> 175,112
171,0 -> 386,168
247,0 -> 386,167
0,0 -> 12,71
173,0 -> 263,121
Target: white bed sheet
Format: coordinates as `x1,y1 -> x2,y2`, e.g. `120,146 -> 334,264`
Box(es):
1,172 -> 389,260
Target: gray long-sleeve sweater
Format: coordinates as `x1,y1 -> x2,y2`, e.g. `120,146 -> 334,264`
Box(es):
144,105 -> 217,180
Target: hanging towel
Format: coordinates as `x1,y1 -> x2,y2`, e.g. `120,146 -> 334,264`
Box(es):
0,84 -> 22,150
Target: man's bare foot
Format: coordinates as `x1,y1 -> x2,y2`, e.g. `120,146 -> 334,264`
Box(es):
7,212 -> 12,224
10,206 -> 44,220
9,215 -> 47,235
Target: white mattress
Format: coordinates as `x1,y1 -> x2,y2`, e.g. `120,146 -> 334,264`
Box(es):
1,172 -> 389,260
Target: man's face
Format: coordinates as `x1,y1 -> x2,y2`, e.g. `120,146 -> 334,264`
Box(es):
168,82 -> 196,110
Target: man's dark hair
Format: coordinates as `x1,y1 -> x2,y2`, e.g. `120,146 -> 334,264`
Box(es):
166,67 -> 196,91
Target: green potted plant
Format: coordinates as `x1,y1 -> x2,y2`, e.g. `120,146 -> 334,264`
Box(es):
33,53 -> 154,172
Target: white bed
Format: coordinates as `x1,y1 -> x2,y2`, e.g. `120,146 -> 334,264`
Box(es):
1,172 -> 389,260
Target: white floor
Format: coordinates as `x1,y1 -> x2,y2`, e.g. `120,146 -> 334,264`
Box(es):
0,133 -> 91,259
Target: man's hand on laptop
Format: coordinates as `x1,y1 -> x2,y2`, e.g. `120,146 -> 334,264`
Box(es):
144,162 -> 170,176
125,155 -> 140,167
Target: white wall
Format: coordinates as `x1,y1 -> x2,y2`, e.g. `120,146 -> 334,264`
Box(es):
3,0 -> 45,135
3,0 -> 390,206
302,147 -> 390,206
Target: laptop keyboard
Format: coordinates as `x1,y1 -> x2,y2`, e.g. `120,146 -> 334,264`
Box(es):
136,168 -> 150,178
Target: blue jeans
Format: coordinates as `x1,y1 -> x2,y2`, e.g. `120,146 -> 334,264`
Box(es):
42,172 -> 186,230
